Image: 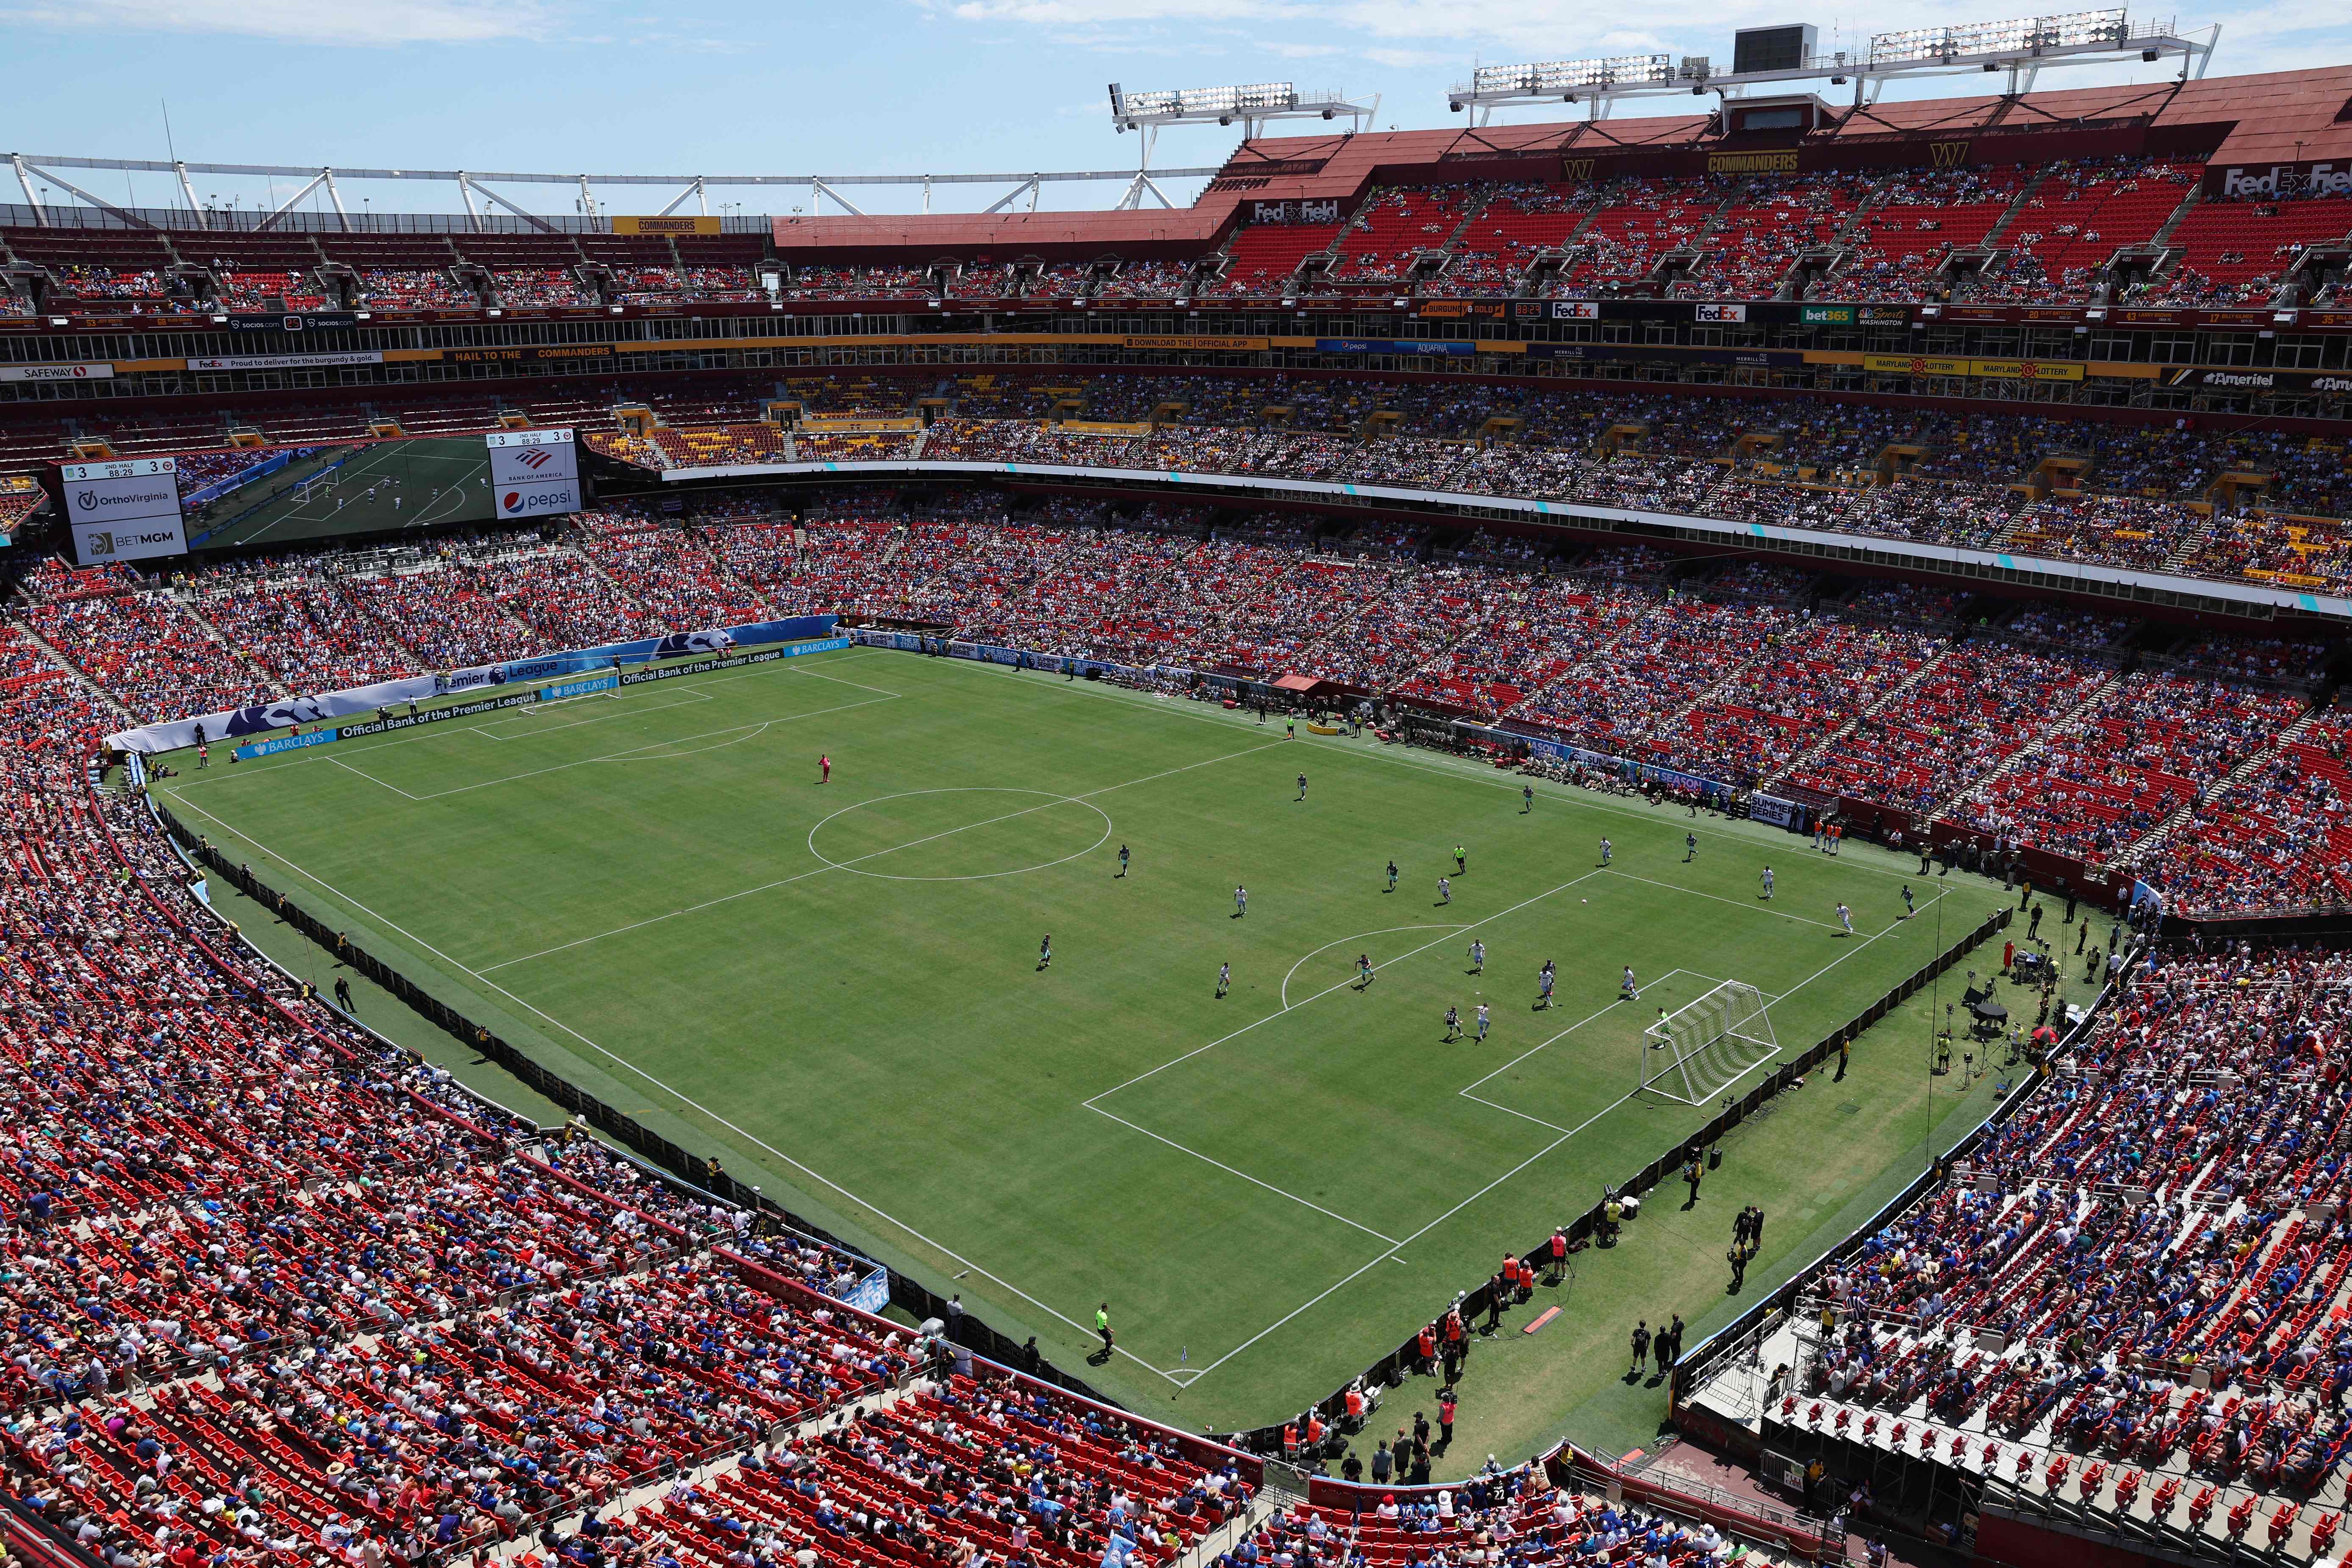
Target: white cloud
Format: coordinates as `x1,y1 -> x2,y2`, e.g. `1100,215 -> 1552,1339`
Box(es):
0,0 -> 553,43
1360,45 -> 1446,67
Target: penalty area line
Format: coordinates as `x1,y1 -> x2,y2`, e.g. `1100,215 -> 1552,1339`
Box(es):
1084,1104 -> 1398,1244
1184,1083 -> 1643,1383
1084,868 -> 1605,1107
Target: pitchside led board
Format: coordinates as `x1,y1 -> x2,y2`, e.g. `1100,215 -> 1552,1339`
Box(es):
62,456 -> 189,566
485,427 -> 581,522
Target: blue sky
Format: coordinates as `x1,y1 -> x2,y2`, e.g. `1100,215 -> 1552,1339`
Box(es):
6,0 -> 2346,220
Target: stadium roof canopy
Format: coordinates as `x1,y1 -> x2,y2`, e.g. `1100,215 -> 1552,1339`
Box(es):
758,64 -> 2352,257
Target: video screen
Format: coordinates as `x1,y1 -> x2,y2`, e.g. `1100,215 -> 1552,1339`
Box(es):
182,436 -> 502,549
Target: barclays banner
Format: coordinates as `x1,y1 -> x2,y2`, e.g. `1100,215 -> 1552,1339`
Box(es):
108,614 -> 840,754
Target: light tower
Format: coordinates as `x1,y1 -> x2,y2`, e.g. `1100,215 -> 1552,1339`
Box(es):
1107,83 -> 1377,209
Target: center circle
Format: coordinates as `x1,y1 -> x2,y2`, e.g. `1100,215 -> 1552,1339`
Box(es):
807,788 -> 1113,882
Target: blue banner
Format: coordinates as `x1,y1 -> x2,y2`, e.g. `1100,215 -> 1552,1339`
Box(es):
233,728 -> 341,761
222,640 -> 845,763
540,674 -> 618,700
617,637 -> 850,688
840,1268 -> 891,1316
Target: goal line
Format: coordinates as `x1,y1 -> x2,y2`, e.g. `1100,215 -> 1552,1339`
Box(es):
1642,980 -> 1781,1105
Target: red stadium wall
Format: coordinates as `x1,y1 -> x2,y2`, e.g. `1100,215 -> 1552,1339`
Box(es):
1972,1507 -> 2161,1568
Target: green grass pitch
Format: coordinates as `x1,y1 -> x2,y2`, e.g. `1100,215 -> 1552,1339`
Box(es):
153,644 -> 2022,1465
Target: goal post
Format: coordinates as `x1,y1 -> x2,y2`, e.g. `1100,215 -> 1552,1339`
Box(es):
1642,981 -> 1780,1105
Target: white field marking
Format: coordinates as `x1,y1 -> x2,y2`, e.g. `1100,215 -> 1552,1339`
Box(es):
166,647 -> 891,783
158,789 -> 1191,1386
898,651 -> 1953,890
1176,890 -> 1957,1385
399,699 -> 891,801
1630,1039 -> 1790,1108
475,686 -> 716,736
325,755 -> 420,801
475,738 -> 1284,971
1084,1103 -> 1398,1244
599,722 -> 774,762
1762,886 -> 1951,1004
1598,869 -> 1846,930
1183,1083 -> 1645,1381
1453,969 -> 1706,1098
805,788 -> 1114,883
1457,1094 -> 1584,1136
1278,925 -> 1468,1008
1082,869 -> 1605,1109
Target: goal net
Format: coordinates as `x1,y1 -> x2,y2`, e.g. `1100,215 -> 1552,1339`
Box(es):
1642,981 -> 1780,1105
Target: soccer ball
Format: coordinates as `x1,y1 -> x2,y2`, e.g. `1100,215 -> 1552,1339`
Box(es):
1581,898 -> 1588,904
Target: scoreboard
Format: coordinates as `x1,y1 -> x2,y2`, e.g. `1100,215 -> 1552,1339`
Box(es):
60,455 -> 187,566
485,428 -> 580,521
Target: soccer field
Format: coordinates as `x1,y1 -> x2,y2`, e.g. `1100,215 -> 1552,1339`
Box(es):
153,645 -> 2013,1454
188,436 -> 492,549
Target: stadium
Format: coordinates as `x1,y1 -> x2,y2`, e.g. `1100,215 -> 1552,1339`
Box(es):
6,12 -> 2352,1568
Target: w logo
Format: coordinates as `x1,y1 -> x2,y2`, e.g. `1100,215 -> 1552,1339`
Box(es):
1929,142 -> 1971,169
516,446 -> 552,469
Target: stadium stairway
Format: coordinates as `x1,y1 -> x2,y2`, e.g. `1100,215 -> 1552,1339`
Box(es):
1288,574 -> 1403,678
2161,508 -> 2225,574
11,620 -> 133,722
463,1372 -> 933,1568
563,532 -> 648,611
688,527 -> 781,619
1426,186 -> 1501,281
1605,636 -> 1781,739
1388,602 -> 1516,698
2114,704 -> 2322,868
2151,183 -> 2204,252
171,591 -> 295,701
1975,169 -> 2055,261
1758,641 -> 1958,790
1165,1492 -> 1270,1568
1682,186 -> 1750,266
1925,667 -> 2124,823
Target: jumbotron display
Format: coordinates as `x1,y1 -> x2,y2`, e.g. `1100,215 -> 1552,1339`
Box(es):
166,434 -> 581,548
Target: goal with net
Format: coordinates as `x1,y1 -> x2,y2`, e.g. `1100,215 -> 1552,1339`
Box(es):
1641,981 -> 1780,1104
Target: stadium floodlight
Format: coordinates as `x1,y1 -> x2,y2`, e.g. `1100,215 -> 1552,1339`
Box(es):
1106,82 -> 1376,209
1869,7 -> 2129,63
1847,9 -> 2216,94
1445,8 -> 2216,121
1448,55 -> 1693,125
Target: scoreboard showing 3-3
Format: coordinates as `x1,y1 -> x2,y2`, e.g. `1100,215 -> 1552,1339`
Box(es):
60,455 -> 188,566
485,428 -> 581,521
